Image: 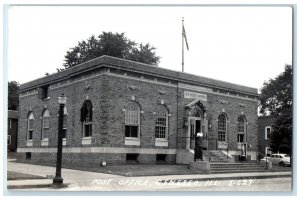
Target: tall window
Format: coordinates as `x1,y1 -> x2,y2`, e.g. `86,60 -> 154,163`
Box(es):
81,100 -> 93,137
27,112 -> 34,140
237,116 -> 246,143
8,119 -> 12,129
218,114 -> 227,142
125,101 -> 140,138
8,135 -> 11,145
62,107 -> 68,139
265,126 -> 271,140
42,109 -> 50,139
155,105 -> 168,139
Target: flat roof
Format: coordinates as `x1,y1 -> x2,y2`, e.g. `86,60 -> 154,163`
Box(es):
20,55 -> 258,95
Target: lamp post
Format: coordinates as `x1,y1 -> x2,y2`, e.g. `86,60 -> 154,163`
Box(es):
53,94 -> 67,185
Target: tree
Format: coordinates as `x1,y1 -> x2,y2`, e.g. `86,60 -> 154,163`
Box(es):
259,64 -> 292,154
8,81 -> 20,110
63,32 -> 160,68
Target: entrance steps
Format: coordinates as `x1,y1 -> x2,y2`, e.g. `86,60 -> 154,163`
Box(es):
210,162 -> 267,173
176,149 -> 267,173
176,149 -> 232,164
203,150 -> 232,163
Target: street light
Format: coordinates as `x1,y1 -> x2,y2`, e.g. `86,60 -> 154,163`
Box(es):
53,94 -> 67,185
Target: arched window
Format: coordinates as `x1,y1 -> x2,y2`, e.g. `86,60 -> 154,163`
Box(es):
27,112 -> 34,140
237,116 -> 246,143
218,114 -> 227,142
155,105 -> 168,139
125,101 -> 140,138
42,109 -> 50,139
81,100 -> 93,137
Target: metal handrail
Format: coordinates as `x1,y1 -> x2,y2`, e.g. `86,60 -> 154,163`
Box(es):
257,151 -> 268,169
220,141 -> 229,159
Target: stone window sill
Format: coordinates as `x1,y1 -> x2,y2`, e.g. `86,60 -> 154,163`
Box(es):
237,142 -> 246,149
81,137 -> 92,145
155,138 -> 169,147
41,138 -> 49,146
218,142 -> 228,149
125,137 -> 141,146
26,140 -> 33,147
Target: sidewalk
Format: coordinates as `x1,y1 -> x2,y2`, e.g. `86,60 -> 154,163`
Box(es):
7,160 -> 292,190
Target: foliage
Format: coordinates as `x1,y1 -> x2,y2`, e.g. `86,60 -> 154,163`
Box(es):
8,81 -> 20,110
63,32 -> 160,68
259,64 -> 292,154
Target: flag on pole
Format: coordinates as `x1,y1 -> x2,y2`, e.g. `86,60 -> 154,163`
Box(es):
182,25 -> 189,50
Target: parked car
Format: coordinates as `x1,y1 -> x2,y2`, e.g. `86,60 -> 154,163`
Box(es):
268,153 -> 291,166
260,156 -> 270,162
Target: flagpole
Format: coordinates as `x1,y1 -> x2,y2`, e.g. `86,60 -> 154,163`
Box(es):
182,17 -> 184,72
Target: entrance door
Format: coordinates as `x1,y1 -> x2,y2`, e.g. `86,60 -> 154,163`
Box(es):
189,117 -> 201,149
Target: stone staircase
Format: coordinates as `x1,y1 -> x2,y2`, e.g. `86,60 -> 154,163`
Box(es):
203,150 -> 232,162
210,162 -> 267,173
176,149 -> 267,173
177,149 -> 232,164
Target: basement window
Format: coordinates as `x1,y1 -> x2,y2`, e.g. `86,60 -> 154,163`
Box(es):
26,152 -> 31,160
156,154 -> 167,163
126,153 -> 139,163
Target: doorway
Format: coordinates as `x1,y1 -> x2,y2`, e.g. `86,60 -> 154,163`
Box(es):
189,117 -> 201,149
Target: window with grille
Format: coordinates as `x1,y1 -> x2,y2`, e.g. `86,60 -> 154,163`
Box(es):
27,112 -> 34,140
81,100 -> 93,137
125,101 -> 140,138
237,116 -> 246,143
155,105 -> 168,139
218,114 -> 227,142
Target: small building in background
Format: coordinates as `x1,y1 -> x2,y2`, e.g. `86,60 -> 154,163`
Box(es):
258,116 -> 275,159
8,110 -> 18,153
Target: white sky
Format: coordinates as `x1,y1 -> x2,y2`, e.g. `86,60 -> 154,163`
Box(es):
8,5 -> 292,91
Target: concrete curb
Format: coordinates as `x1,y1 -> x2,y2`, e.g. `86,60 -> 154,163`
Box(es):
7,180 -> 71,190
8,183 -> 52,190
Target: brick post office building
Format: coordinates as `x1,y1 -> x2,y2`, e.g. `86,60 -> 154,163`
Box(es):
17,56 -> 259,166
